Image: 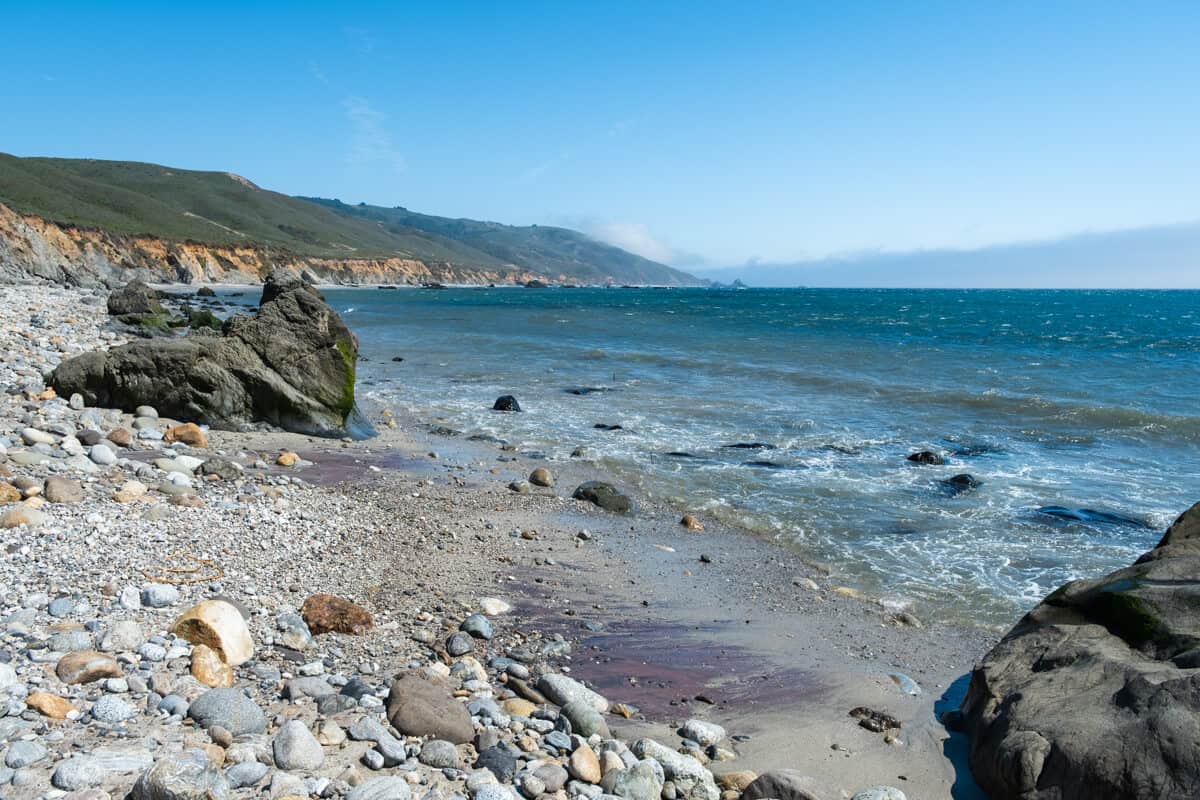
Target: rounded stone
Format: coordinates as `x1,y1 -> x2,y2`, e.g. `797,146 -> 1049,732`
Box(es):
460,614 -> 494,640
187,688 -> 266,736
273,719 -> 325,771
418,739 -> 460,768
92,694 -> 136,723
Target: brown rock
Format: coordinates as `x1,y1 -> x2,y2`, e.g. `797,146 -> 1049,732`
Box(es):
44,476 -> 84,504
502,698 -> 538,717
568,745 -> 602,784
276,452 -> 299,467
0,483 -> 20,503
301,594 -> 373,635
112,480 -> 148,503
386,672 -> 475,743
56,650 -> 122,684
715,771 -> 759,793
170,494 -> 204,508
680,514 -> 704,531
529,467 -> 554,487
164,423 -> 209,448
191,644 -> 234,688
0,505 -> 46,529
26,690 -> 76,719
106,428 -> 132,447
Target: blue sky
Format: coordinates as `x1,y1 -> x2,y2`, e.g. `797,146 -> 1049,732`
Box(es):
2,1 -> 1198,273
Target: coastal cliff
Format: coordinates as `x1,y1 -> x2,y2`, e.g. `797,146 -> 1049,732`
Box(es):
0,202 -> 542,288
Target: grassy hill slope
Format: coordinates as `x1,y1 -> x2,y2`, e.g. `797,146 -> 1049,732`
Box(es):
0,154 -> 700,284
304,198 -> 703,286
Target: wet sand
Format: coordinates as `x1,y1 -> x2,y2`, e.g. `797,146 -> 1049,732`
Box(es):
248,400 -> 996,799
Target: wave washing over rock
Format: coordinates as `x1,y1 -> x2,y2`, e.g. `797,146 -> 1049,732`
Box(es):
960,501 -> 1200,799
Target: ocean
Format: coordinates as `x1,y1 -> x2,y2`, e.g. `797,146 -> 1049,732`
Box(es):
329,286 -> 1200,627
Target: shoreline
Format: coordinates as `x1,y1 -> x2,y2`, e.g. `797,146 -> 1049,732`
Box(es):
0,283 -> 992,799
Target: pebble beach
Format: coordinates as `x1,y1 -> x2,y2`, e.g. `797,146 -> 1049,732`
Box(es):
0,284 -> 994,800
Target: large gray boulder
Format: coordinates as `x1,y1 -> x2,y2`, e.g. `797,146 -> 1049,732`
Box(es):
50,273 -> 368,438
107,280 -> 163,316
961,501 -> 1200,799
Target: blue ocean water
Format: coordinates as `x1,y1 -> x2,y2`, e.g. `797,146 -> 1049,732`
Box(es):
331,287 -> 1200,627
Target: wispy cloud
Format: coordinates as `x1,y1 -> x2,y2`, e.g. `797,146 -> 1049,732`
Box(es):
586,221 -> 677,263
309,61 -> 330,86
516,117 -> 637,185
342,96 -> 406,173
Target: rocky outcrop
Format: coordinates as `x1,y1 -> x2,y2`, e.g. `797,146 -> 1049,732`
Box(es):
0,202 -> 542,288
48,273 -> 369,438
961,501 -> 1200,799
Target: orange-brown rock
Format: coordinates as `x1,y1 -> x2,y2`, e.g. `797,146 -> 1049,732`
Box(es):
0,483 -> 20,503
680,514 -> 704,531
107,428 -> 132,447
301,594 -> 374,635
26,691 -> 76,719
276,452 -> 299,467
164,423 -> 208,448
56,650 -> 122,684
191,644 -> 234,688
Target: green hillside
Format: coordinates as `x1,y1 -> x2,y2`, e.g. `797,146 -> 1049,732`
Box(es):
0,153 -> 701,284
303,198 -> 703,286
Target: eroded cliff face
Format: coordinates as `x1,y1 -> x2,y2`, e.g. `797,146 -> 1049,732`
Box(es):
0,203 -> 540,287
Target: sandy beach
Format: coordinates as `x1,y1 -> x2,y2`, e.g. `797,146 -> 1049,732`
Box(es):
0,283 -> 997,799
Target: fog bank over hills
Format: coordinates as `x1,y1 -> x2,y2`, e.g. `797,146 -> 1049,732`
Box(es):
694,222 -> 1200,288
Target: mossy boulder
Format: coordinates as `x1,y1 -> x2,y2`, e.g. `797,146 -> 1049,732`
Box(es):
50,273 -> 369,438
961,502 -> 1200,799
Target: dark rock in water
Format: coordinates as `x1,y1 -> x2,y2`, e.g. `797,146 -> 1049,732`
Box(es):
467,434 -> 506,445
572,481 -> 632,513
391,356 -> 405,362
593,423 -> 623,431
744,460 -> 785,469
493,395 -> 522,412
50,273 -> 369,439
940,474 -> 980,495
1035,506 -> 1150,529
564,386 -> 613,396
723,442 -> 776,450
666,451 -> 700,459
961,502 -> 1200,800
907,450 -> 944,465
196,286 -> 216,297
107,280 -> 163,316
524,279 -> 549,289
430,426 -> 460,437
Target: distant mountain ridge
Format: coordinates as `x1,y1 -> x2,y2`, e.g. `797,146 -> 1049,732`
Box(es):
695,223 -> 1200,288
303,198 -> 700,287
0,153 -> 701,286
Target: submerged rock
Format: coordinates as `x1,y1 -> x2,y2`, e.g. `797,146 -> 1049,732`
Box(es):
906,450 -> 944,465
51,271 -> 368,438
961,501 -> 1200,799
1035,505 -> 1150,529
493,395 -> 521,412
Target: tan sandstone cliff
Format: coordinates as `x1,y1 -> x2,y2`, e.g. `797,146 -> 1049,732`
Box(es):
0,202 -> 541,287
